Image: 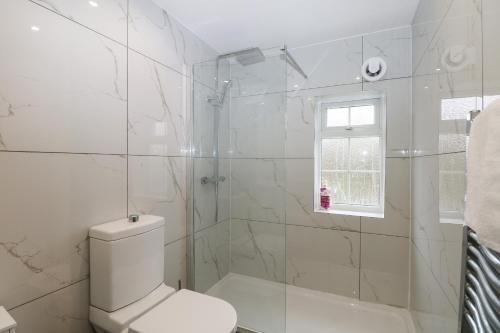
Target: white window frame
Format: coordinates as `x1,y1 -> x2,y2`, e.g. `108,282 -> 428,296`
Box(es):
314,93 -> 386,218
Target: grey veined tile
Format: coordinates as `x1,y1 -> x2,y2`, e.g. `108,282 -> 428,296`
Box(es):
286,225 -> 360,299
32,0 -> 127,44
0,152 -> 126,309
128,155 -> 187,245
0,0 -> 127,154
10,279 -> 93,333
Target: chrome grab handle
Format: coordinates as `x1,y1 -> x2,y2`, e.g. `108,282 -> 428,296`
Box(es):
201,176 -> 226,185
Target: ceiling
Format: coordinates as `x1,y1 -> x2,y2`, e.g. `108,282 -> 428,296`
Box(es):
153,0 -> 420,54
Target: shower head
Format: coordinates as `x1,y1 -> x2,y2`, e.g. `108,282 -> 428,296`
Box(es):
219,47 -> 265,66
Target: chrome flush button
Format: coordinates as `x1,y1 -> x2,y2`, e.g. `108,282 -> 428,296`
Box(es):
128,214 -> 139,223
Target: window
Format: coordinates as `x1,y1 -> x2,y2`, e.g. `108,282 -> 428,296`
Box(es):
315,94 -> 385,217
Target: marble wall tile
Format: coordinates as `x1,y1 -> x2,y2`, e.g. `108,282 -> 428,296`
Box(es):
0,152 -> 126,310
230,219 -> 286,283
128,155 -> 187,245
128,50 -> 189,157
286,84 -> 362,158
362,158 -> 411,237
363,27 -> 412,80
483,0 -> 500,102
412,0 -> 454,73
192,80 -> 216,158
191,79 -> 231,159
287,37 -> 363,91
230,54 -> 287,98
410,242 -> 459,333
32,0 -> 127,44
193,157 -> 230,232
231,158 -> 286,224
164,237 -> 187,290
414,0 -> 482,79
0,0 -> 127,154
10,279 -> 92,333
411,154 -> 465,312
230,93 -> 286,158
193,220 -> 230,293
412,71 -> 481,156
411,74 -> 441,155
286,225 -> 360,298
285,159 -> 361,231
364,78 -> 412,158
360,234 -> 409,307
128,0 -> 217,79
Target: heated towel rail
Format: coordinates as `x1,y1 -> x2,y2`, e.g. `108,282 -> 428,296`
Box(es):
461,227 -> 500,333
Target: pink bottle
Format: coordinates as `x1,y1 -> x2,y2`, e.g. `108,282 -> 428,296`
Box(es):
320,186 -> 331,210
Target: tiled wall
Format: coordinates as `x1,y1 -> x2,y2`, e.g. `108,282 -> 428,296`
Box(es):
0,0 -> 217,331
228,27 -> 412,308
410,0 -> 484,331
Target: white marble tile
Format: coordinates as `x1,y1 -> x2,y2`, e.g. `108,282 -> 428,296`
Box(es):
286,84 -> 362,158
191,81 -> 216,158
363,27 -> 412,80
128,155 -> 187,244
193,220 -> 230,293
230,93 -> 286,158
411,154 -> 465,312
360,234 -> 409,307
231,159 -> 286,224
230,219 -> 286,283
164,237 -> 187,290
128,50 -> 189,157
364,78 -> 412,158
0,0 -> 127,154
414,0 -> 482,78
193,158 -> 230,232
32,0 -> 127,44
285,159 -> 361,231
230,54 -> 287,98
483,0 -> 500,101
128,0 -> 217,78
411,74 -> 441,155
362,158 -> 411,237
287,37 -> 363,91
0,152 -> 126,310
412,0 -> 454,73
413,72 -> 480,156
286,225 -> 360,298
10,279 -> 92,333
410,242 -> 459,333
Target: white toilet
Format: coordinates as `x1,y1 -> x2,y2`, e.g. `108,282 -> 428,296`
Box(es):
88,215 -> 237,333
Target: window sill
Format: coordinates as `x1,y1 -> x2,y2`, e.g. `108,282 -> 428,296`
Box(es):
315,207 -> 384,219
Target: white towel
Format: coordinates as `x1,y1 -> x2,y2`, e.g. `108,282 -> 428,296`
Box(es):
465,98 -> 500,253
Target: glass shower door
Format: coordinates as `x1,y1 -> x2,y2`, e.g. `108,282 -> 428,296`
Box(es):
192,48 -> 287,333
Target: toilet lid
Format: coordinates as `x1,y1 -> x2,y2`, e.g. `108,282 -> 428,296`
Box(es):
128,289 -> 237,333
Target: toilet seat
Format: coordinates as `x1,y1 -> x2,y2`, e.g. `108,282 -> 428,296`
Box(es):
129,289 -> 237,333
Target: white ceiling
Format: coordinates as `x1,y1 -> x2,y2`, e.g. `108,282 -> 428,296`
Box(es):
154,0 -> 420,54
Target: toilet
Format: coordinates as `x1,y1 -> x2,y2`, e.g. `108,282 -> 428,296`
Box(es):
88,215 -> 237,333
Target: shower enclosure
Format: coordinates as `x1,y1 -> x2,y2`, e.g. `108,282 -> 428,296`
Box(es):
191,47 -> 291,332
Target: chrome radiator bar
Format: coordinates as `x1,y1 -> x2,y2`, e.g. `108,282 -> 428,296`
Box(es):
462,227 -> 500,333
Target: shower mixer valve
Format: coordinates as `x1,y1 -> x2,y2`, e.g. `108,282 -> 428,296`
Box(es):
201,176 -> 226,185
